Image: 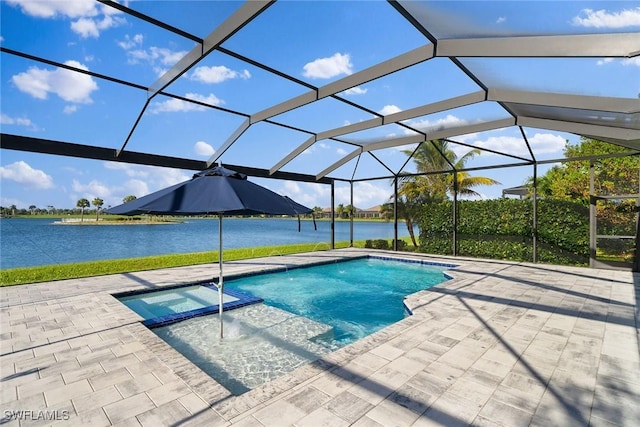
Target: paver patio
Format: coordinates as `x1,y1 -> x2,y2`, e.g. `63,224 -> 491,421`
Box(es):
1,249 -> 638,426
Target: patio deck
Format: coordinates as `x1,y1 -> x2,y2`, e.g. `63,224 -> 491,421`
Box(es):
1,249 -> 638,426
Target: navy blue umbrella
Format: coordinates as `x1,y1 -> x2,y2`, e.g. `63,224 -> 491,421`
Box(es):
107,166 -> 313,338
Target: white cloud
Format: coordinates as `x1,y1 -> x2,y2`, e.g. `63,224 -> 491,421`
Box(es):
336,147 -> 348,155
301,142 -> 331,156
335,182 -> 391,208
7,0 -> 97,19
149,47 -> 185,66
622,57 -> 640,66
150,92 -> 224,114
473,132 -> 565,156
277,180 -> 390,210
597,58 -> 615,66
8,0 -> 124,37
104,162 -> 190,190
572,7 -> 640,28
96,163 -> 192,206
121,179 -> 149,200
72,179 -> 111,199
118,34 -> 144,50
496,17 -> 506,24
379,105 -> 402,116
528,133 -> 567,154
75,180 -> 143,208
283,181 -> 301,195
157,169 -> 191,187
62,166 -> 83,175
11,60 -> 98,104
104,162 -> 150,179
0,113 -> 35,128
63,105 -> 78,114
0,161 -> 54,189
191,66 -> 251,84
597,57 -> 640,67
343,86 -> 368,96
301,146 -> 316,155
303,53 -> 353,79
0,196 -> 27,209
194,141 -> 215,156
405,114 -> 469,135
126,46 -> 188,67
119,36 -> 187,76
279,181 -> 328,209
70,13 -> 124,38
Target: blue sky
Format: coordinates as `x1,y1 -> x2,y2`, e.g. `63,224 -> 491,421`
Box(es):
1,0 -> 638,211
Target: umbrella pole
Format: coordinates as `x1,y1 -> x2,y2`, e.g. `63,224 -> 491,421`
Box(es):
218,213 -> 224,339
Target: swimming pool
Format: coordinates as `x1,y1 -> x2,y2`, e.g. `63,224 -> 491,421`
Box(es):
225,256 -> 453,344
119,256 -> 455,395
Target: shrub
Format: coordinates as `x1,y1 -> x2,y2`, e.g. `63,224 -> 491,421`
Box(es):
417,198 -> 590,265
373,239 -> 390,249
393,239 -> 407,251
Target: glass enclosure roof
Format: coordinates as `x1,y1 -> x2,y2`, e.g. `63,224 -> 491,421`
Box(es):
1,0 -> 638,189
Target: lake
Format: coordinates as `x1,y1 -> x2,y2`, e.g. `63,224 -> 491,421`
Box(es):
0,218 -> 413,269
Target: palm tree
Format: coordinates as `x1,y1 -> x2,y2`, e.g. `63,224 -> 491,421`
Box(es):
382,188 -> 421,248
29,205 -> 36,215
447,156 -> 501,199
77,198 -> 90,222
388,177 -> 429,248
404,139 -> 500,198
396,139 -> 500,247
345,204 -> 356,218
92,197 -> 104,221
379,202 -> 394,221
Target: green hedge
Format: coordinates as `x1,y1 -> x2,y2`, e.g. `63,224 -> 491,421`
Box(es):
417,199 -> 589,265
364,239 -> 409,251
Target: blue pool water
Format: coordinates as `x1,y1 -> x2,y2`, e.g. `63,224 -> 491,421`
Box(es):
119,285 -> 223,320
125,256 -> 455,395
118,285 -> 263,327
225,257 -> 453,345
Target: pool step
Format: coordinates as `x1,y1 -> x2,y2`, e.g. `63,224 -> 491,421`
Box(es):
117,285 -> 263,328
153,303 -> 335,395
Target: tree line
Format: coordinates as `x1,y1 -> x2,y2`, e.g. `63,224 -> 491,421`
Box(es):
1,195 -> 135,219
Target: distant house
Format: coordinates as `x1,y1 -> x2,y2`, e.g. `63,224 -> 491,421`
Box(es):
357,205 -> 382,219
319,206 -> 382,219
502,185 -> 530,199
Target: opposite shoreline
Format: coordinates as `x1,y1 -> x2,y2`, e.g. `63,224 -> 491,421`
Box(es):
53,219 -> 182,225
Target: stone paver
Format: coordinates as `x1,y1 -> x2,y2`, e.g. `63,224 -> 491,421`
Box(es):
1,249 -> 638,426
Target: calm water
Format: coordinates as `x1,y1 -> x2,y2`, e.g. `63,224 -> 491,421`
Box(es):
151,257 -> 451,395
0,218 -> 412,268
226,257 -> 450,344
